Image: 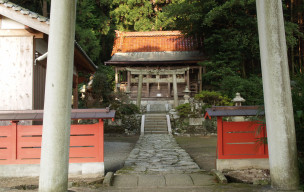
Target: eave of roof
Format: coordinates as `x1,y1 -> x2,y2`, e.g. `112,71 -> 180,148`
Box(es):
0,109 -> 115,120
105,51 -> 204,65
115,30 -> 183,37
0,0 -> 97,72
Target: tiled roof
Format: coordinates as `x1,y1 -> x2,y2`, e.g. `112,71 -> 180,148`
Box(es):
0,0 -> 49,24
111,30 -> 203,55
205,106 -> 265,118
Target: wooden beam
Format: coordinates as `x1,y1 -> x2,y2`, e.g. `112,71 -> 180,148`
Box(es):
126,67 -> 189,75
131,77 -> 185,83
0,29 -> 43,38
199,66 -> 202,92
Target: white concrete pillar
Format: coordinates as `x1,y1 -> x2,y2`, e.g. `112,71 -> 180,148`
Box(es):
136,74 -> 143,108
256,0 -> 299,190
173,73 -> 178,108
38,0 -> 77,192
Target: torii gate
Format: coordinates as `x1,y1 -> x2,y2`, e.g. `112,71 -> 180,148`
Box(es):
126,67 -> 190,108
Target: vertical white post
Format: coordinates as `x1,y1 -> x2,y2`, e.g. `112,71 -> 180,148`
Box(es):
256,0 -> 299,190
39,1 -> 77,191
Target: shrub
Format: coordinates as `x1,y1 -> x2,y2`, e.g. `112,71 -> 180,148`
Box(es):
194,90 -> 232,112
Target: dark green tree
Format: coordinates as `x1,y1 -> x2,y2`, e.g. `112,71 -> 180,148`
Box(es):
110,0 -> 172,31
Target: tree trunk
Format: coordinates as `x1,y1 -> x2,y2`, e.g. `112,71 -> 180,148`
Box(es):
42,0 -> 48,17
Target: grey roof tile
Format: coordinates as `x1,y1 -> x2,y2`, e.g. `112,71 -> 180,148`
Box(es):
12,5 -> 21,11
20,9 -> 30,15
37,16 -> 47,22
4,2 -> 14,7
29,12 -> 39,18
0,0 -> 9,4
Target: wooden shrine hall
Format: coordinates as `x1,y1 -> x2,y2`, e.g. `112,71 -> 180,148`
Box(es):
105,31 -> 205,109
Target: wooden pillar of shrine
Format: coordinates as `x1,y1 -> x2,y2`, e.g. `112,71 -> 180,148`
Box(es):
173,73 -> 178,107
136,74 -> 143,108
168,82 -> 171,97
115,68 -> 118,92
186,70 -> 190,89
199,66 -> 202,92
147,75 -> 150,97
127,71 -> 131,92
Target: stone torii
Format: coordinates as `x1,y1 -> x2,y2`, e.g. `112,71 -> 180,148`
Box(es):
256,0 -> 299,190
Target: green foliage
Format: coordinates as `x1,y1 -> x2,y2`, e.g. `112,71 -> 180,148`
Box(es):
91,65 -> 114,107
176,103 -> 192,119
220,75 -> 264,105
76,0 -> 115,64
291,74 -> 304,184
194,90 -> 232,107
161,0 -> 302,88
110,0 -> 171,31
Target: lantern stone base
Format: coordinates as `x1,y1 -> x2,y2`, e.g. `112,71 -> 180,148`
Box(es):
216,159 -> 269,171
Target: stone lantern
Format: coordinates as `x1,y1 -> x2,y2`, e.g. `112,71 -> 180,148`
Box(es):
183,86 -> 191,104
232,93 -> 245,106
232,93 -> 245,122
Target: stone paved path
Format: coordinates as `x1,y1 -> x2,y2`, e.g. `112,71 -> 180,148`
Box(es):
116,134 -> 201,174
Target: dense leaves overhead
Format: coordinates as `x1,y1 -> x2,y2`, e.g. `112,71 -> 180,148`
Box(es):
110,0 -> 172,31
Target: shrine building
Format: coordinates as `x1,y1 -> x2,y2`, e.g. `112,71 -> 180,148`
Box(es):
105,31 -> 205,111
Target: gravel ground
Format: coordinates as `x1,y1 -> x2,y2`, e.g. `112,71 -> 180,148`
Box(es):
175,135 -> 217,171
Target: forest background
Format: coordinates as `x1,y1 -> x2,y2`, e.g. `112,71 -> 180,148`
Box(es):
10,0 -> 304,185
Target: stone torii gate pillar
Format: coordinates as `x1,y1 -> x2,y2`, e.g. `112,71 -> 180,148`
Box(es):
38,0 -> 77,191
256,0 -> 299,190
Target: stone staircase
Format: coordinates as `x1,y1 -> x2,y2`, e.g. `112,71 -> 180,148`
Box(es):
144,114 -> 168,134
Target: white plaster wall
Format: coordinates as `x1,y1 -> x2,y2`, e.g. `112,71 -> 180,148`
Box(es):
0,16 -> 25,30
0,36 -> 33,111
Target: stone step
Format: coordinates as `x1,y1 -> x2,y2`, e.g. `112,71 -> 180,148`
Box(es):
145,113 -> 166,118
144,127 -> 167,130
145,121 -> 167,125
144,131 -> 168,134
145,116 -> 167,118
145,128 -> 168,131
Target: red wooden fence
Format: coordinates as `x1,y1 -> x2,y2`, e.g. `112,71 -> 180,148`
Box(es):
217,117 -> 268,159
0,120 -> 104,164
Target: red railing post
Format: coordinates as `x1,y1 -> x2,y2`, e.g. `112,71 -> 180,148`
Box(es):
98,119 -> 104,162
10,121 -> 18,161
217,117 -> 223,159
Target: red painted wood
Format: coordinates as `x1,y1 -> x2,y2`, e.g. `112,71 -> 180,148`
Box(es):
217,117 -> 223,159
218,120 -> 268,159
98,119 -> 104,162
11,121 -> 17,160
0,149 -> 10,159
18,148 -> 41,159
0,119 -> 105,164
